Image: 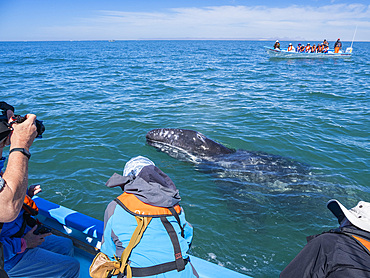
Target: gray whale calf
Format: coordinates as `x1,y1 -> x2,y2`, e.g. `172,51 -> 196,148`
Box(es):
146,128 -> 311,186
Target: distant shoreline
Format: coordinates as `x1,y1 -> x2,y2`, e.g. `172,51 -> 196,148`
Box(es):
0,39 -> 369,42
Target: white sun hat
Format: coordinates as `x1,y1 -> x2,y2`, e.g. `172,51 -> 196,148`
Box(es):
123,156 -> 155,177
327,199 -> 370,232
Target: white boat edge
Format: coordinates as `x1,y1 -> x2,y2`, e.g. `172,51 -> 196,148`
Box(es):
264,46 -> 352,58
33,196 -> 252,278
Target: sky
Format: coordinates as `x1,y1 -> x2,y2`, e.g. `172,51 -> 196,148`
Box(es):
0,0 -> 369,42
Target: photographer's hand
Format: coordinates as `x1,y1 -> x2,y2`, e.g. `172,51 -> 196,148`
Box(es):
9,114 -> 37,150
28,184 -> 42,197
23,226 -> 52,249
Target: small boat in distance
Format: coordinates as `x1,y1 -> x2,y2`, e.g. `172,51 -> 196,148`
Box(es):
265,46 -> 352,59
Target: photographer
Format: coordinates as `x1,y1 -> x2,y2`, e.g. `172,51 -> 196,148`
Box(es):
0,105 -> 37,277
0,103 -> 80,277
0,107 -> 37,222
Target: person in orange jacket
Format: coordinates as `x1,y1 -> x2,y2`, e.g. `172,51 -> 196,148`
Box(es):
274,40 -> 280,49
311,44 -> 317,53
305,43 -> 311,53
317,44 -> 322,53
334,38 -> 342,53
323,44 -> 329,53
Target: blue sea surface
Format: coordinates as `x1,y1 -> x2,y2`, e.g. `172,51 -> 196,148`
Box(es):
1,40 -> 369,277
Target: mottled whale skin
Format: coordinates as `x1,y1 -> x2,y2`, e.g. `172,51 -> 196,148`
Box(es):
146,128 -> 234,162
146,128 -> 310,185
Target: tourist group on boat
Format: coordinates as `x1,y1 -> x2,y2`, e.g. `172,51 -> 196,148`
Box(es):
274,38 -> 343,53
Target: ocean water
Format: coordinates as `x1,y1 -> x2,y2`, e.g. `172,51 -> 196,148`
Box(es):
1,40 -> 369,277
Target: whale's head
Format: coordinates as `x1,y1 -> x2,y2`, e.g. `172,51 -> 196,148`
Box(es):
146,128 -> 234,163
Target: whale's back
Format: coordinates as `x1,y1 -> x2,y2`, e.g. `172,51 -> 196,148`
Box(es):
146,128 -> 234,162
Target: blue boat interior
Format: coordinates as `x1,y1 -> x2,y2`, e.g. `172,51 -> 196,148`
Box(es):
33,196 -> 251,278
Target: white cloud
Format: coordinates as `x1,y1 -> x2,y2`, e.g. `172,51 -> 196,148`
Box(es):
45,4 -> 370,41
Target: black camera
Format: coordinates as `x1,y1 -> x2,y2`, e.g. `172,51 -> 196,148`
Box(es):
11,115 -> 45,138
33,225 -> 52,235
0,102 -> 45,142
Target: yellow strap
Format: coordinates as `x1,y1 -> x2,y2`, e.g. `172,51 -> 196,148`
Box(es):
119,216 -> 152,278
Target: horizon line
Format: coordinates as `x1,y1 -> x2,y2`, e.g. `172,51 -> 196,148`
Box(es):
1,39 -> 368,43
